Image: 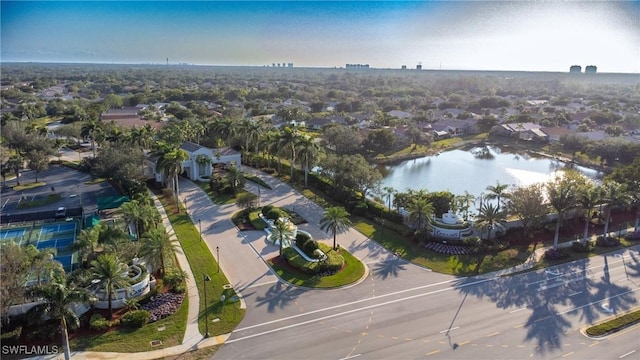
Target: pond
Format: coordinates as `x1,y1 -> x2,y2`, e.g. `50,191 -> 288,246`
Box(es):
378,145 -> 602,209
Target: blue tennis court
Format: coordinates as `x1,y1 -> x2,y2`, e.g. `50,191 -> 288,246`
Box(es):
36,237 -> 75,250
0,228 -> 26,239
40,223 -> 76,234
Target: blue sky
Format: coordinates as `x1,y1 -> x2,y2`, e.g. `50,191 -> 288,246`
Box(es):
2,1 -> 639,73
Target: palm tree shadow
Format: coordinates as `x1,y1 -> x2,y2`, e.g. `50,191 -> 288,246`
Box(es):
254,281 -> 305,313
371,257 -> 406,279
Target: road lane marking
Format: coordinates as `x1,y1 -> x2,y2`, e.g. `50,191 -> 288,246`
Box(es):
515,324 -> 524,328
619,350 -> 636,359
339,354 -> 361,360
235,276 -> 491,333
509,307 -> 527,313
562,351 -> 574,357
458,341 -> 470,346
426,350 -> 440,356
440,326 -> 459,333
534,316 -> 551,322
486,332 -> 500,337
568,291 -> 583,297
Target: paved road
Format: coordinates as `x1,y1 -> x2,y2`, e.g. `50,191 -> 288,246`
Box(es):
215,246 -> 640,359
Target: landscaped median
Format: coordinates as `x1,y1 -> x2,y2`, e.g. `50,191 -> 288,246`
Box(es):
585,308 -> 640,337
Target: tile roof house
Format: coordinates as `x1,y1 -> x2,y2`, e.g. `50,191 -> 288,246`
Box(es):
148,142 -> 242,183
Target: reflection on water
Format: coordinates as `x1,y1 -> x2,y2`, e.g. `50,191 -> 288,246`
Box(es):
380,146 -> 602,202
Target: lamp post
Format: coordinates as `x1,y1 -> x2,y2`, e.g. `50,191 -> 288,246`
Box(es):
203,274 -> 211,338
198,219 -> 202,241
216,246 -> 220,273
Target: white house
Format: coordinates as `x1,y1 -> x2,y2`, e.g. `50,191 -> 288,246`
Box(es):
179,142 -> 242,181
148,142 -> 242,183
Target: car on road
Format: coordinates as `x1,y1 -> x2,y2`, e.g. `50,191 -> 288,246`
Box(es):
55,207 -> 66,218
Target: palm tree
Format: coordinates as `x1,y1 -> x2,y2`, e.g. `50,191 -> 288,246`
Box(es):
7,154 -> 23,185
474,203 -> 506,241
26,280 -> 94,360
485,181 -> 510,212
118,200 -> 160,239
268,218 -> 296,256
577,183 -> 602,245
278,126 -> 299,181
90,254 -> 129,319
296,134 -> 321,188
546,175 -> 579,250
226,165 -> 245,194
195,154 -> 212,179
80,119 -> 103,157
30,248 -> 64,286
600,180 -> 630,238
455,191 -> 475,221
156,147 -> 189,212
138,227 -> 179,275
74,225 -> 101,265
382,186 -> 395,210
319,206 -> 352,250
406,197 -> 435,232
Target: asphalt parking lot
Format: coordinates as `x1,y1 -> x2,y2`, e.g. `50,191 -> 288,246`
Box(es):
0,165 -> 118,224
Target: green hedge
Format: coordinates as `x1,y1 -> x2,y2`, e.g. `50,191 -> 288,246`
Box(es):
586,309 -> 640,336
249,210 -> 267,230
283,243 -> 344,275
121,310 -> 150,328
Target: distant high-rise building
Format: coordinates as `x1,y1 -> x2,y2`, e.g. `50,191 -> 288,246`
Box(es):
416,64 -> 422,70
288,63 -> 293,68
585,65 -> 597,74
401,65 -> 407,70
570,65 -> 582,73
346,64 -> 370,69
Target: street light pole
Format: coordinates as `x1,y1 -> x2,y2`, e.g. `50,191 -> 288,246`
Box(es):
216,246 -> 220,273
203,274 -> 211,338
198,219 -> 202,241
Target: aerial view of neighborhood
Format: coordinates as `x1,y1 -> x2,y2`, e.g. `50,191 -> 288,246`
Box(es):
1,1 -> 639,360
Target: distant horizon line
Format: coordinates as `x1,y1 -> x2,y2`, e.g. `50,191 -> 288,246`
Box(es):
2,61 -> 639,75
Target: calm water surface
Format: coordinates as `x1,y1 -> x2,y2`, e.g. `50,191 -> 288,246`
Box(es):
378,146 -> 602,201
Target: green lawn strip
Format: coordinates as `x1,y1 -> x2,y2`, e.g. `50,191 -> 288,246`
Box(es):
586,308 -> 640,337
268,244 -> 365,288
16,193 -> 62,209
194,181 -> 241,205
350,219 -> 529,277
163,202 -> 245,336
69,296 -> 188,352
13,182 -> 46,191
243,174 -> 272,189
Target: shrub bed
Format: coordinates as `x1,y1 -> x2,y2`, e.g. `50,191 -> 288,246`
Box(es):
121,310 -> 150,328
544,248 -> 570,260
283,243 -> 344,276
571,241 -> 595,253
89,314 -> 110,331
249,209 -> 267,230
140,293 -> 185,322
625,230 -> 640,241
586,309 -> 640,337
596,236 -> 620,248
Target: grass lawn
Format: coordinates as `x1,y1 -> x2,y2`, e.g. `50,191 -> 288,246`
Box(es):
194,181 -> 245,205
351,218 -> 532,277
268,244 -> 365,288
69,296 -> 188,352
13,182 -> 46,191
17,193 -> 62,209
